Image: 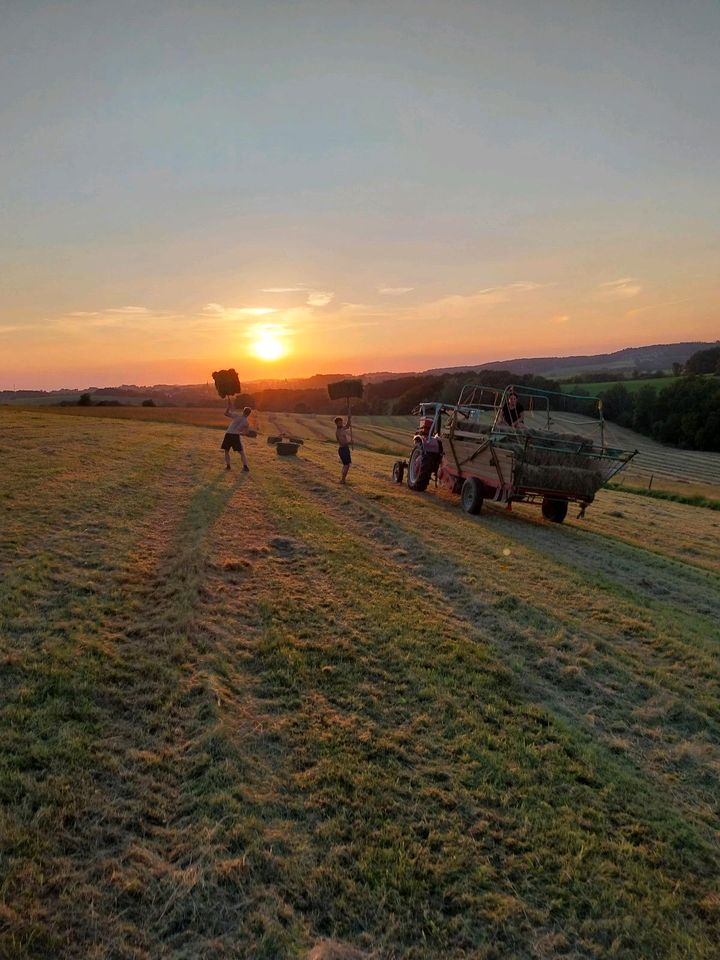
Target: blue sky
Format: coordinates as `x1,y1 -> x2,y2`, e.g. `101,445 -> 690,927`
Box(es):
1,0 -> 718,387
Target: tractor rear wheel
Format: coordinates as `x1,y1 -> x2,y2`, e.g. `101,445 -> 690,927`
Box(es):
392,460 -> 405,483
542,497 -> 568,523
407,446 -> 433,491
461,477 -> 484,514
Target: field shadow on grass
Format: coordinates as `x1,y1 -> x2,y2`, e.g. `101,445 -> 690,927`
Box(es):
285,467 -> 720,839
0,473 -> 241,958
383,472 -> 720,626
486,505 -> 720,620
243,464 -> 720,959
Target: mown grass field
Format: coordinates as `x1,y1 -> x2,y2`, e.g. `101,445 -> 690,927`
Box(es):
1,406 -> 720,959
560,377 -> 681,396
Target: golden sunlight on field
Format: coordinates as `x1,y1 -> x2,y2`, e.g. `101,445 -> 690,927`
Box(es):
1,406 -> 719,959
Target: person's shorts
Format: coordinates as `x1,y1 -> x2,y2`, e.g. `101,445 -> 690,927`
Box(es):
221,433 -> 243,452
338,445 -> 352,465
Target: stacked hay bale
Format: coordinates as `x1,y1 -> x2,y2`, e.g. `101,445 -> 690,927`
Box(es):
505,431 -> 604,497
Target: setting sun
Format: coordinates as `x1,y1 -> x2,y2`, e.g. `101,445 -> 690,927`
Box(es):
251,326 -> 286,362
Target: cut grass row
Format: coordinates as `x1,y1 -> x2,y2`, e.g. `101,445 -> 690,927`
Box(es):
560,377 -> 682,396
607,481 -> 720,511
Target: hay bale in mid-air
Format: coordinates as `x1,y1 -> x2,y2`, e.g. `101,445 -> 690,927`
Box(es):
327,379 -> 364,401
212,368 -> 241,398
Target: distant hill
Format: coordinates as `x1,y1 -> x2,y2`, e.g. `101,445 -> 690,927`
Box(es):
421,342 -> 719,379
3,341 -> 717,402
244,371 -> 397,389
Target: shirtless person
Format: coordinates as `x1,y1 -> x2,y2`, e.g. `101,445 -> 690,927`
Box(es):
222,401 -> 251,471
334,414 -> 352,483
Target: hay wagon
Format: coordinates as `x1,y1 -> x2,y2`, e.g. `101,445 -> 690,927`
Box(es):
392,384 -> 637,523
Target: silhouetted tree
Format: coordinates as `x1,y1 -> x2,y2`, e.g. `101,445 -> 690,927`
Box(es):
685,346 -> 720,375
599,384 -> 633,427
632,385 -> 658,434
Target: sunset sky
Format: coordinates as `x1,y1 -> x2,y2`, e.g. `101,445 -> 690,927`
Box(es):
1,0 -> 718,389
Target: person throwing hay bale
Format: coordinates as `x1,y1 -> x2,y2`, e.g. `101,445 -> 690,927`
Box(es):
334,414 -> 352,483
222,400 -> 252,472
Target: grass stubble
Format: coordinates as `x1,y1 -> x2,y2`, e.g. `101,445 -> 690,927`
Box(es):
0,407 -> 719,958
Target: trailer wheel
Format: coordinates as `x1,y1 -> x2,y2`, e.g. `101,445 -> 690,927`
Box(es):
392,460 -> 405,483
461,478 -> 483,515
407,446 -> 433,491
542,497 -> 568,523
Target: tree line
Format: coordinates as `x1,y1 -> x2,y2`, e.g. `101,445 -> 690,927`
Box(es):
239,348 -> 720,451
594,376 -> 720,451
587,347 -> 720,451
241,370 -> 562,417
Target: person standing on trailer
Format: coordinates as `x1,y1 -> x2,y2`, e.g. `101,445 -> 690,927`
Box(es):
334,414 -> 352,483
222,401 -> 252,471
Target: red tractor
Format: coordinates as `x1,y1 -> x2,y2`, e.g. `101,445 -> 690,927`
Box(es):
393,384 -> 636,522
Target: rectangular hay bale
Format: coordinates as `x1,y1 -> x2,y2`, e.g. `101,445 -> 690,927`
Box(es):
514,463 -> 603,497
212,368 -> 242,398
327,379 -> 364,401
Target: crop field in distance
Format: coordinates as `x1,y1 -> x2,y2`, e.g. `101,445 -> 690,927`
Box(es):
561,377 -> 683,396
1,404 -> 720,959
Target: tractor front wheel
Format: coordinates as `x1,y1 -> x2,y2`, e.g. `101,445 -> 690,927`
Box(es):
407,446 -> 433,491
542,497 -> 568,523
461,477 -> 484,515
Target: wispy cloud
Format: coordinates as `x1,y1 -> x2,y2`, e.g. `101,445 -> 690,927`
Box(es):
472,281 -> 547,303
405,281 -> 548,316
306,290 -> 334,307
49,306 -> 172,330
597,278 -> 642,300
69,306 -> 153,318
258,286 -> 334,308
260,286 -> 307,293
549,314 -> 570,325
378,286 -> 414,296
626,298 -> 689,319
203,303 -> 277,319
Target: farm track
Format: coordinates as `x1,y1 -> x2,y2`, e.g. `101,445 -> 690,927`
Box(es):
2,409 -> 720,959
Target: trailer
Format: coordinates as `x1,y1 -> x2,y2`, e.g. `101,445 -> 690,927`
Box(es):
392,384 -> 637,522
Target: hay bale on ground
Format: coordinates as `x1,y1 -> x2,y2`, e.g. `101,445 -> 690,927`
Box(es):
277,442 -> 300,456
